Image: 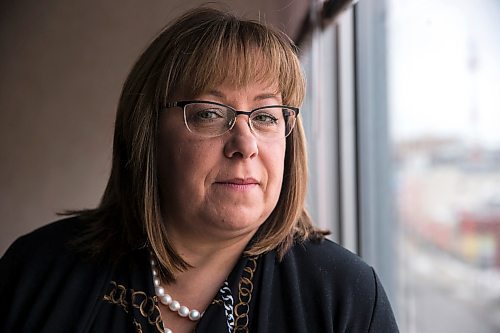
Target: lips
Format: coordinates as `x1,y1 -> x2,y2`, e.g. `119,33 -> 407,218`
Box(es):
214,177 -> 260,191
216,177 -> 259,185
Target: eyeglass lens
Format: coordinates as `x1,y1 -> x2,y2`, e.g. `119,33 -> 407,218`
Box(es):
183,102 -> 296,139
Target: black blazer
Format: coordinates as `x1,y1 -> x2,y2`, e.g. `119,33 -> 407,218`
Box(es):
1,217 -> 399,332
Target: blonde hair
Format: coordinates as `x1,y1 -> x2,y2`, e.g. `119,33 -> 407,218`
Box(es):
73,7 -> 327,282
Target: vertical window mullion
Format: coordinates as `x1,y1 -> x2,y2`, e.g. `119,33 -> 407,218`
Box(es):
336,8 -> 359,254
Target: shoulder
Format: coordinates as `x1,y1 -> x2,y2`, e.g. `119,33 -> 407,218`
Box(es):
0,216 -> 89,294
268,238 -> 399,331
0,216 -> 113,331
5,215 -> 84,249
283,238 -> 374,284
1,216 -> 84,266
273,238 -> 377,304
288,237 -> 363,264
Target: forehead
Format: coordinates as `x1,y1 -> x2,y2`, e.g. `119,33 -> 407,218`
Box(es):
203,79 -> 281,99
172,46 -> 283,97
175,79 -> 283,104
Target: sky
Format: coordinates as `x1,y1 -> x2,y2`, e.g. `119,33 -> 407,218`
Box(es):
388,0 -> 500,148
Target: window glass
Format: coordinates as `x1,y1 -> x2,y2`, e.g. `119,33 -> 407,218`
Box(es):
387,0 -> 500,331
302,1 -> 499,330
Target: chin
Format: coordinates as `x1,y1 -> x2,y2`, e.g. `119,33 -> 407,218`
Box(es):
211,213 -> 267,234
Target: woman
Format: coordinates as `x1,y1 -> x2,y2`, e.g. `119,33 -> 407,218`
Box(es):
0,7 -> 398,333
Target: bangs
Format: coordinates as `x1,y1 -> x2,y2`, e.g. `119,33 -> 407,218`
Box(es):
167,15 -> 304,106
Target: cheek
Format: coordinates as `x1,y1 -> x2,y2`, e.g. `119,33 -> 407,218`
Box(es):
159,141 -> 195,182
158,131 -> 188,193
157,135 -> 221,198
264,142 -> 286,193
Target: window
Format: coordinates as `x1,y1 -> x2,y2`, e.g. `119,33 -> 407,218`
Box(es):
302,0 -> 500,331
385,0 -> 500,331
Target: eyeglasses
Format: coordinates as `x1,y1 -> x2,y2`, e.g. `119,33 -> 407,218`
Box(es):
165,100 -> 299,141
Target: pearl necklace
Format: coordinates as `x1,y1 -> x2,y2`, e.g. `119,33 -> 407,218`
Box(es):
150,255 -> 203,333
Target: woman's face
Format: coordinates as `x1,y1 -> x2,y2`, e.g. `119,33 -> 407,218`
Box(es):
158,80 -> 286,242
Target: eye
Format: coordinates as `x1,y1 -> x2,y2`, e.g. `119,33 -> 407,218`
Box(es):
252,112 -> 279,125
189,106 -> 227,123
196,109 -> 223,119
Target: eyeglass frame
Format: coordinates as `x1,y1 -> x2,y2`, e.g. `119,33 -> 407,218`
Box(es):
164,100 -> 300,139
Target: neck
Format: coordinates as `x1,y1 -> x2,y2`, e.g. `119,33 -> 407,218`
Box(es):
155,224 -> 256,326
166,215 -> 257,274
166,224 -> 257,270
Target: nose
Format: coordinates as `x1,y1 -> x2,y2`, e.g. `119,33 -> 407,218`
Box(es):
223,116 -> 259,159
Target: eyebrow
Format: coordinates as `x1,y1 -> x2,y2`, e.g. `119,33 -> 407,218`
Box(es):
206,89 -> 281,102
255,93 -> 281,101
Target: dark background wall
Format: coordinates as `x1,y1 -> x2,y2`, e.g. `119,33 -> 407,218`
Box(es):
0,0 -> 308,255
